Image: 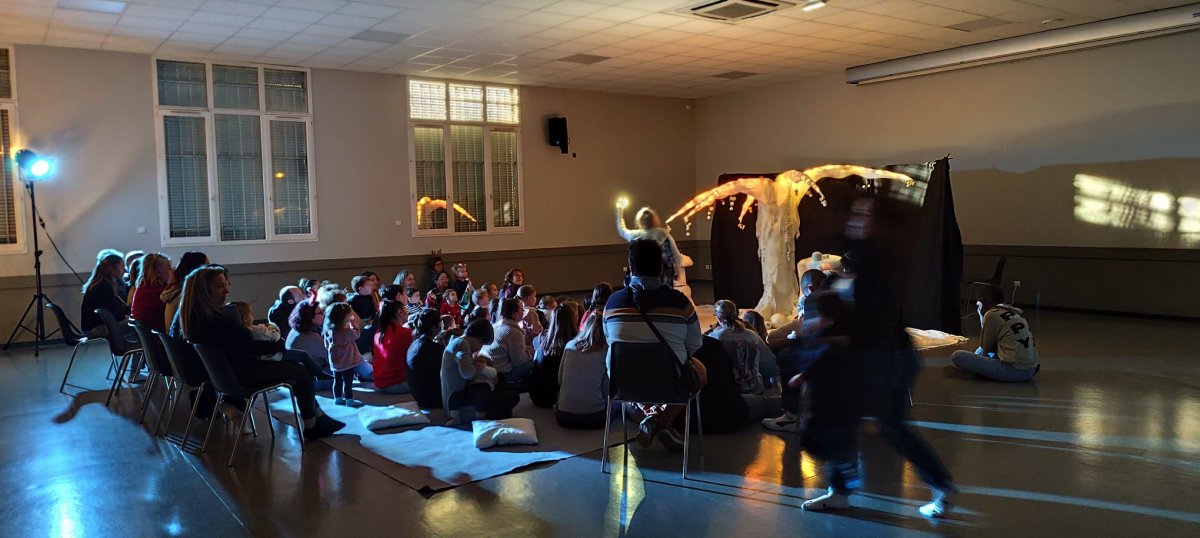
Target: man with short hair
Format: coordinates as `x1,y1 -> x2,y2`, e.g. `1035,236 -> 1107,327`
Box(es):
948,284 -> 1040,382
604,239 -> 703,451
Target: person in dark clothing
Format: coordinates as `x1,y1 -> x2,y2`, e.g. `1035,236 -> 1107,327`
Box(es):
80,249 -> 136,342
843,197 -> 956,518
268,286 -> 304,341
178,266 -> 344,440
674,336 -> 748,434
528,304 -> 579,408
348,275 -> 379,354
406,308 -> 445,410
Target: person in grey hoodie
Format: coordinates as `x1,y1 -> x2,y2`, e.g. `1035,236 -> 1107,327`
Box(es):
949,284 -> 1040,382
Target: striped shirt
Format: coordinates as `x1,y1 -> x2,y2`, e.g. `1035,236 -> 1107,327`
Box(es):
483,318 -> 531,373
603,276 -> 701,364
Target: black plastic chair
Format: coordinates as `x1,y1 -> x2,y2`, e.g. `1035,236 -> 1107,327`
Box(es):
130,320 -> 176,432
193,343 -> 306,467
964,256 -> 1008,316
47,303 -> 112,395
601,341 -> 703,479
157,331 -> 213,452
98,309 -> 143,408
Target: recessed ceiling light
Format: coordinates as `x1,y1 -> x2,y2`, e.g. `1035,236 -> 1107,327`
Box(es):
351,30 -> 411,45
57,0 -> 126,14
801,0 -> 826,12
713,70 -> 755,79
558,54 -> 610,65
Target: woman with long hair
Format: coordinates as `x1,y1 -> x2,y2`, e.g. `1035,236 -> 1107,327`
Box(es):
392,269 -> 424,317
373,300 -> 414,395
425,270 -> 452,310
80,249 -> 131,338
709,300 -> 776,395
528,304 -> 579,408
580,282 -> 613,331
500,268 -> 524,300
555,313 -> 611,429
161,251 -> 208,331
179,266 -> 344,439
407,308 -> 446,410
130,253 -> 173,332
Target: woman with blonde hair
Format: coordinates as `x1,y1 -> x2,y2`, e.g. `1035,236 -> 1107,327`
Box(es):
178,266 -> 345,440
554,313 -> 611,429
130,253 -> 173,332
160,251 -> 208,331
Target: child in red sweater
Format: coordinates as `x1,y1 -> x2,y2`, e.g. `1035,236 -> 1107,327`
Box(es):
440,289 -> 463,327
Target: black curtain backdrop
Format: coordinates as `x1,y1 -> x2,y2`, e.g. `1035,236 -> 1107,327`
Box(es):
710,158 -> 963,333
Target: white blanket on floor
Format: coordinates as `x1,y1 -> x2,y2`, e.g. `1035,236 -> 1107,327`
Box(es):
905,328 -> 969,350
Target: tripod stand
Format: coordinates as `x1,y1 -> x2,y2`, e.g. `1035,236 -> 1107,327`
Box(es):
4,179 -> 59,356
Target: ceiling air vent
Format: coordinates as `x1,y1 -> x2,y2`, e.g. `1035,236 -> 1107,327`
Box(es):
676,0 -> 795,23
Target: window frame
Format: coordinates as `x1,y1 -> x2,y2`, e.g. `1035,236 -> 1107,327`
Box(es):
152,57 -> 318,246
407,79 -> 524,238
0,45 -> 28,255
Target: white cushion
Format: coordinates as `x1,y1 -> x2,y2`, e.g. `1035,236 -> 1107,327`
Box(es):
472,418 -> 539,449
358,402 -> 431,431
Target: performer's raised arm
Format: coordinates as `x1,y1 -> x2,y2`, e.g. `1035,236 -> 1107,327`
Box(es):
615,197 -> 635,241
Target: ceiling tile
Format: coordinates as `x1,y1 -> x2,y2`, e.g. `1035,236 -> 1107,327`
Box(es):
198,0 -> 269,17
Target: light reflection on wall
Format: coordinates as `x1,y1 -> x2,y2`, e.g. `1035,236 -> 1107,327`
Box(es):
1073,174 -> 1199,245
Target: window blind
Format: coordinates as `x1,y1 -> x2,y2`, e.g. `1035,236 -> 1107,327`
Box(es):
490,129 -> 520,228
409,80 -> 446,121
413,126 -> 447,230
270,120 -> 311,235
486,87 -> 519,124
451,125 -> 486,232
0,48 -> 11,100
213,65 -> 259,110
0,108 -> 17,244
215,114 -> 266,241
264,69 -> 308,113
157,60 -> 207,108
163,115 -> 211,238
449,83 -> 483,122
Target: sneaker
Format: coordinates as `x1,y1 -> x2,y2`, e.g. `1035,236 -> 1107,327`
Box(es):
656,426 -> 685,452
919,487 -> 955,518
304,415 -> 346,440
802,488 -> 851,511
636,416 -> 660,448
334,397 -> 347,406
344,398 -> 365,408
762,411 -> 799,433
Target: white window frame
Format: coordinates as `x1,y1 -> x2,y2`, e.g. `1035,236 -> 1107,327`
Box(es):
407,79 -> 524,237
152,57 -> 318,246
0,44 -> 27,255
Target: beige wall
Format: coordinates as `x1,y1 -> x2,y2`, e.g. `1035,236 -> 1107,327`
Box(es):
691,30 -> 1200,248
1,44 -> 695,279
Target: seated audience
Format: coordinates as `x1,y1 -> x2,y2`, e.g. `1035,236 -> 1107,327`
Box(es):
675,336 -> 750,434
180,266 -> 344,439
268,286 -> 304,341
316,283 -> 346,311
434,314 -> 462,346
361,271 -> 382,303
536,295 -> 558,330
604,239 -> 703,452
392,270 -> 424,318
324,303 -> 365,407
766,269 -> 827,351
119,250 -> 145,300
429,255 -> 447,290
232,301 -> 283,361
441,318 -> 519,424
761,269 -> 828,432
162,251 -> 208,330
439,289 -> 463,328
741,310 -> 768,341
130,252 -> 173,332
372,300 -> 413,395
580,282 -> 613,331
299,277 -> 321,302
465,289 -> 491,325
484,298 -> 534,382
709,300 -> 777,394
425,270 -> 452,310
80,249 -> 134,340
500,268 -> 525,300
517,285 -> 544,344
529,304 -> 579,408
451,263 -> 474,307
949,284 -> 1040,382
348,275 -> 379,323
406,309 -> 445,410
555,313 -> 611,429
282,300 -> 335,382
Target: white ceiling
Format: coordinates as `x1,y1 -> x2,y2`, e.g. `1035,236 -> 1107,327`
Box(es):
0,0 -> 1193,98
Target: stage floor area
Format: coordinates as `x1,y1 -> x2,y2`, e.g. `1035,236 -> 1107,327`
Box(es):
2,310 -> 1198,537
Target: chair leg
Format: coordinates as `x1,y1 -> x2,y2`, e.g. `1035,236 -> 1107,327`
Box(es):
106,351 -> 134,408
201,393 -> 221,454
58,343 -> 83,395
180,384 -> 203,451
154,378 -> 175,436
695,392 -> 704,456
601,395 -> 612,473
290,392 -> 305,449
682,399 -> 692,479
262,391 -> 275,438
621,403 -> 629,483
228,394 -> 255,467
138,373 -> 159,424
248,402 -> 259,437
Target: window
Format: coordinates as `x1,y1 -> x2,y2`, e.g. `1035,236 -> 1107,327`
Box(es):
154,59 -> 315,244
0,46 -> 23,252
408,79 -> 522,235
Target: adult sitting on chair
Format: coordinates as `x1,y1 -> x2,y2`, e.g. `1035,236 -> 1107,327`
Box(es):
949,284 -> 1040,382
604,239 -> 703,451
179,266 -> 344,439
81,249 -> 135,341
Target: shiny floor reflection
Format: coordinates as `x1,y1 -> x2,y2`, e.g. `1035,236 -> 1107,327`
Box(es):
2,310 -> 1198,537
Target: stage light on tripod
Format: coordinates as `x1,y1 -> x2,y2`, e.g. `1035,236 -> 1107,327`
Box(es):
15,149 -> 54,180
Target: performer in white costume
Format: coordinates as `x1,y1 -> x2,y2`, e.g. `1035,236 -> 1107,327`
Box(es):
616,198 -> 693,301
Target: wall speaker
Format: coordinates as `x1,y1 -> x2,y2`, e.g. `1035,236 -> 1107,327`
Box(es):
547,116 -> 569,154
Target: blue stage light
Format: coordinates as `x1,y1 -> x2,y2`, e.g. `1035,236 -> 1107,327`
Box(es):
15,149 -> 53,180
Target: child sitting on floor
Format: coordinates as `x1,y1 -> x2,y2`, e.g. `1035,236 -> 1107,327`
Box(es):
323,302 -> 365,408
232,301 -> 283,362
440,288 -> 463,328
